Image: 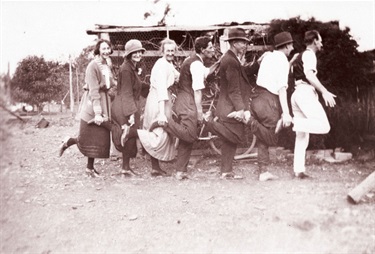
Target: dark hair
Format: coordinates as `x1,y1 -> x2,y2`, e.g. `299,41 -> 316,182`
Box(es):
304,30 -> 320,45
93,39 -> 114,56
126,53 -> 133,60
194,36 -> 212,54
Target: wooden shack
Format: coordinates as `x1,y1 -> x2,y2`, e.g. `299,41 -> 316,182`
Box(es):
86,22 -> 271,74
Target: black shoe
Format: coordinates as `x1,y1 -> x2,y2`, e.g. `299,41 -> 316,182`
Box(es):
175,171 -> 189,180
220,172 -> 244,179
121,168 -> 137,177
85,168 -> 100,177
59,142 -> 68,157
295,172 -> 312,179
151,168 -> 168,177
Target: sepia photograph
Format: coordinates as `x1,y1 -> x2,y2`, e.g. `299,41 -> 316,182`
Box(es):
1,0 -> 375,253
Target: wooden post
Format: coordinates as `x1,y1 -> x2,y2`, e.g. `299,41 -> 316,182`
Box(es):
76,66 -> 79,106
7,62 -> 11,104
347,171 -> 375,204
69,55 -> 74,112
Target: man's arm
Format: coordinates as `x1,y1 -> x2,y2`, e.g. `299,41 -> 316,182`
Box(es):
305,70 -> 336,107
194,90 -> 203,122
278,87 -> 292,127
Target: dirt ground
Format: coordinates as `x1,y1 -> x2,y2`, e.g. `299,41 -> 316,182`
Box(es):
1,112 -> 374,254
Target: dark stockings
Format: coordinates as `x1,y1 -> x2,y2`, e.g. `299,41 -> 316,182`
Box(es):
62,138 -> 95,171
123,155 -> 131,170
87,157 -> 95,170
59,138 -> 77,157
66,138 -> 77,147
151,156 -> 161,170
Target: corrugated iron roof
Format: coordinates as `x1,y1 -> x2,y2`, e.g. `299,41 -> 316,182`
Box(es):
86,22 -> 269,35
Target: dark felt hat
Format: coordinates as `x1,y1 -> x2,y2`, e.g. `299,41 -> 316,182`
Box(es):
274,32 -> 293,48
224,27 -> 250,42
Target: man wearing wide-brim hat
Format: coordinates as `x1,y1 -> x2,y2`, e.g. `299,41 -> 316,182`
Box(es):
228,31 -> 294,181
205,27 -> 251,179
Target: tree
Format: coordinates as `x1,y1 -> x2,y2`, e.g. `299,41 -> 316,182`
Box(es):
144,0 -> 174,26
11,56 -> 66,111
268,17 -> 373,100
268,17 -> 375,150
73,45 -> 95,101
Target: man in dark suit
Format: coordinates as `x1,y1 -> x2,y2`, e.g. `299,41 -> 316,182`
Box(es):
206,27 -> 251,179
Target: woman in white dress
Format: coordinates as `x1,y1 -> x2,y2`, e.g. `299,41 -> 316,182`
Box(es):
137,38 -> 180,176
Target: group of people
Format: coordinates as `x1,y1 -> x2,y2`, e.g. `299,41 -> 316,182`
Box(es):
59,27 -> 336,181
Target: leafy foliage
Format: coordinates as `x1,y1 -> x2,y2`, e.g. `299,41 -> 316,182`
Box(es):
11,56 -> 67,111
268,17 -> 375,150
268,17 -> 373,100
72,45 -> 95,100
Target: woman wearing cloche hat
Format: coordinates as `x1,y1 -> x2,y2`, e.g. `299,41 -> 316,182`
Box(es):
111,39 -> 147,177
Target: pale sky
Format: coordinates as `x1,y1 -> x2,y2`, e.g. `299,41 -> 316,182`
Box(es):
1,0 -> 374,75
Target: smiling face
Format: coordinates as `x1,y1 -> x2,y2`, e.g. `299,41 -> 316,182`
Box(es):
163,43 -> 176,62
202,42 -> 215,59
232,39 -> 248,56
130,50 -> 144,63
99,41 -> 112,60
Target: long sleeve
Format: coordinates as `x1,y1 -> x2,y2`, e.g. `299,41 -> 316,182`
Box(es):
118,67 -> 138,116
151,59 -> 171,102
85,61 -> 103,115
226,63 -> 245,111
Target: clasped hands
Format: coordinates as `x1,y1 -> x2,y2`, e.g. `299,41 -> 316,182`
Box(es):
227,110 -> 251,124
157,114 -> 168,127
94,114 -> 104,125
228,110 -> 293,129
93,114 -> 110,126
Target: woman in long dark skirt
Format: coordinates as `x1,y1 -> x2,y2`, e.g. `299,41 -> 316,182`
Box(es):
59,39 -> 123,177
110,39 -> 148,177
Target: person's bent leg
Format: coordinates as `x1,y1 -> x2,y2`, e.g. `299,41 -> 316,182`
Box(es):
165,118 -> 196,143
292,85 -> 330,134
248,118 -> 278,147
59,137 -> 77,157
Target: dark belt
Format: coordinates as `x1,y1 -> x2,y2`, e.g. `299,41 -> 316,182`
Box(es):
83,86 -> 108,92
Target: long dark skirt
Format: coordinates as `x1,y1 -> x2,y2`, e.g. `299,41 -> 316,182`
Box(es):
77,120 -> 110,158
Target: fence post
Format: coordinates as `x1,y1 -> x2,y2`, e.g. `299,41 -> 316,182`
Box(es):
69,55 -> 74,112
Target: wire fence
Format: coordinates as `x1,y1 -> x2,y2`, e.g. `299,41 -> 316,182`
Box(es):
99,25 -> 271,80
